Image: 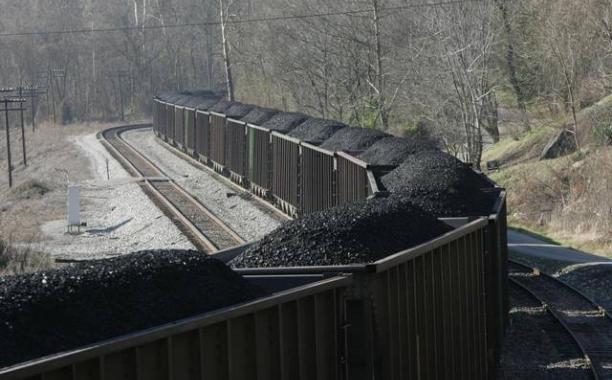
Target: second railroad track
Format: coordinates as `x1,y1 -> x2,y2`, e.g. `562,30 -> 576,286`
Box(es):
508,260 -> 612,379
99,124 -> 245,253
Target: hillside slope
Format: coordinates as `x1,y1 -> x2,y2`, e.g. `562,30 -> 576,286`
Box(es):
483,96 -> 612,257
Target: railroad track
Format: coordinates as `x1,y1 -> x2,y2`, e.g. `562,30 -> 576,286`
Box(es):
99,124 -> 244,253
508,259 -> 612,379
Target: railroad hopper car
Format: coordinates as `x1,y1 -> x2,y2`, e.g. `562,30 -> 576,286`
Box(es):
222,103 -> 256,184
183,96 -> 221,157
318,127 -> 389,207
1,218 -> 494,380
246,112 -> 307,198
284,118 -> 347,215
155,92 -> 509,375
207,100 -> 235,172
0,273 -> 350,380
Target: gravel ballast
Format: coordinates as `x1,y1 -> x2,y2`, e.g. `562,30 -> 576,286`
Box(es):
241,107 -> 279,125
0,250 -> 265,369
230,198 -> 452,267
320,127 -> 388,152
260,112 -> 309,133
358,136 -> 436,166
287,118 -> 347,145
382,150 -> 496,217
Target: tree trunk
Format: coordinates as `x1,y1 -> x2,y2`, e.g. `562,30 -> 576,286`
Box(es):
496,0 -> 530,132
372,0 -> 389,130
219,0 -> 235,101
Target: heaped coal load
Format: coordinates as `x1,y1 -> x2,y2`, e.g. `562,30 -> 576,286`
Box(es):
224,103 -> 255,120
188,94 -> 220,110
358,136 -> 437,166
241,107 -> 279,125
0,251 -> 266,368
260,112 -> 308,133
210,99 -> 235,113
320,126 -> 388,152
381,150 -> 497,217
287,117 -> 347,145
230,198 -> 453,268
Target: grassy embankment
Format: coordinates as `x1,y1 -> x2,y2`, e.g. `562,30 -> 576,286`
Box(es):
483,95 -> 612,257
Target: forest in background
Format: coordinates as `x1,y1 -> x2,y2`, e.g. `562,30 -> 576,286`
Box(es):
1,0 -> 611,161
0,0 -> 611,252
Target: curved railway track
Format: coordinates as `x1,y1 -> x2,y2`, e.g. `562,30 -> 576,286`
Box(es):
508,259 -> 612,379
99,124 -> 245,253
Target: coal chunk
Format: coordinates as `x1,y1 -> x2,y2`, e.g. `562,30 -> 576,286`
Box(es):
241,107 -> 279,125
260,112 -> 308,133
0,250 -> 265,368
381,150 -> 497,217
358,136 -> 437,166
230,198 -> 453,268
320,127 -> 389,152
287,118 -> 347,145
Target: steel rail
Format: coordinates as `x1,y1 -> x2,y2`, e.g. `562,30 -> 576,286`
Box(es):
508,259 -> 612,379
99,124 -> 245,253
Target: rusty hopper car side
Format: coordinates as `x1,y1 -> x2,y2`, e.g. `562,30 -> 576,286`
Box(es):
231,217 -> 491,380
0,276 -> 350,380
195,109 -> 211,162
225,117 -> 248,184
335,152 -> 377,206
271,132 -> 301,217
300,142 -> 336,214
246,112 -> 306,198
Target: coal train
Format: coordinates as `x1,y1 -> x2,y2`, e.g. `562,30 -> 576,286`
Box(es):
0,90 -> 508,380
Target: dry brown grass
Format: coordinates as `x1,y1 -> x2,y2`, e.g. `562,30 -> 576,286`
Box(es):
0,121 -> 120,274
0,120 -> 117,241
492,146 -> 612,256
0,237 -> 53,276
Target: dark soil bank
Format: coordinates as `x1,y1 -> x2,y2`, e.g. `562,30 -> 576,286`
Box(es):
230,197 -> 452,268
382,150 -> 496,217
0,251 -> 265,368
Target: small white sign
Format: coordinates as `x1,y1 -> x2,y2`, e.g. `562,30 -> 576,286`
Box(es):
67,185 -> 81,226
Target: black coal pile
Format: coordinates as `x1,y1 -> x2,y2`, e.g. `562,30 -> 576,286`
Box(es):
320,127 -> 388,152
0,250 -> 266,368
225,102 -> 255,120
287,118 -> 347,145
188,95 -> 220,110
241,107 -> 279,125
210,99 -> 235,113
260,112 -> 308,133
230,198 -> 453,268
358,136 -> 437,166
381,150 -> 497,217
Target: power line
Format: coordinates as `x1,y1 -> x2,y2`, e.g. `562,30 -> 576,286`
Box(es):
0,0 -> 482,38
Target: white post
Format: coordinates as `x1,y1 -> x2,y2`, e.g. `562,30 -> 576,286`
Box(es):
67,185 -> 81,232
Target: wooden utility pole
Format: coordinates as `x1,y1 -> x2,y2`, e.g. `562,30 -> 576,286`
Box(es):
219,0 -> 235,101
3,99 -> 12,188
18,87 -> 27,166
1,97 -> 26,188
